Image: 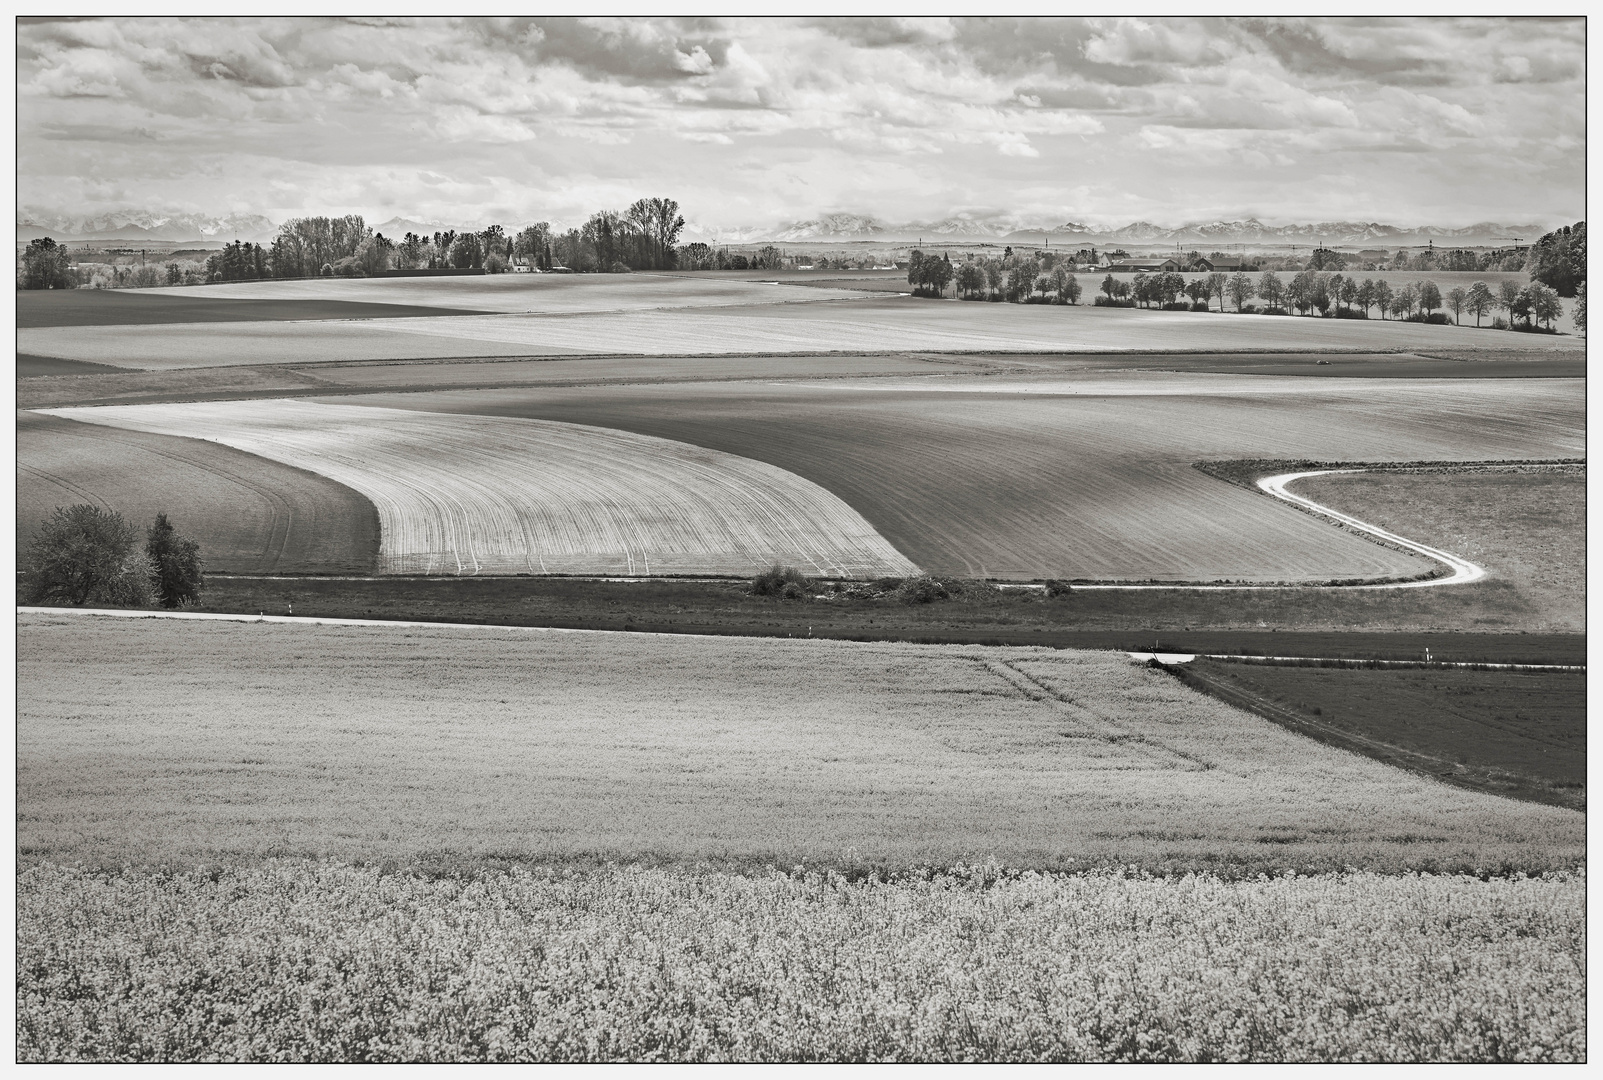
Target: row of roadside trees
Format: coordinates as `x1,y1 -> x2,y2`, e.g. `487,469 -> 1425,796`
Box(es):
904,249 -> 1566,330
1101,269 -> 1564,330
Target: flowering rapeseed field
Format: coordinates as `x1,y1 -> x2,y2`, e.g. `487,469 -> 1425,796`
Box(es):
18,861 -> 1583,1062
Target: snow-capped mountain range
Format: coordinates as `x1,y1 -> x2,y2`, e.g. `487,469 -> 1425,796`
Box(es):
699,215 -> 1549,248
17,210 -> 279,245
19,207 -> 1554,250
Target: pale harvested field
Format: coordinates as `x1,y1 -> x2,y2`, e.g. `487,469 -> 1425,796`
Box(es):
17,411 -> 378,575
134,272 -> 870,314
18,295 -> 1581,371
19,861 -> 1583,1062
41,399 -> 917,578
17,613 -> 1584,870
1293,467 -> 1586,630
353,373 -> 1582,581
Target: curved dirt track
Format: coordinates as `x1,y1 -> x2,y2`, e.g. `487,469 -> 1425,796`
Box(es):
1074,467 -> 1489,591
1256,470 -> 1486,589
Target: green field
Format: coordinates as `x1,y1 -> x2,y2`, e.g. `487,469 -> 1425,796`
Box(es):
19,614 -> 1581,873
1167,660 -> 1583,809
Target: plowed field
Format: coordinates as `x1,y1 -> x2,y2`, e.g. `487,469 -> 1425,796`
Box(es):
342,373 -> 1582,581
17,411 -> 378,575
42,399 -> 918,578
19,295 -> 1581,371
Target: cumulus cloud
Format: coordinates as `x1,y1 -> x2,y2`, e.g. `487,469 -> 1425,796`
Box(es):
15,16 -> 1585,231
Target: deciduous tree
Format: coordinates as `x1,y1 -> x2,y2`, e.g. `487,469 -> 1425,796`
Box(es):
24,505 -> 155,607
1257,271 -> 1285,313
1373,280 -> 1394,320
1446,286 -> 1468,325
1498,279 -> 1522,328
1226,272 -> 1254,312
1419,280 -> 1442,316
1466,281 -> 1495,327
21,237 -> 73,289
1529,283 -> 1562,330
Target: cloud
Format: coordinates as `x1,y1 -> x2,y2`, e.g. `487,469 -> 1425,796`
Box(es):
15,16 -> 1585,232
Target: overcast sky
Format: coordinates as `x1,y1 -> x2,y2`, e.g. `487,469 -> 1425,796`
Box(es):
17,16 -> 1586,231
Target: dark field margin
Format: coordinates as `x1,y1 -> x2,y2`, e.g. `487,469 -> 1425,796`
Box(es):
17,353 -> 129,377
1127,352 -> 1583,379
1196,456 -> 1585,490
1159,659 -> 1584,811
178,575 -> 1584,665
17,349 -> 1581,410
16,289 -> 489,327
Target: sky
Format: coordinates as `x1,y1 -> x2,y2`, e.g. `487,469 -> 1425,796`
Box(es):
16,16 -> 1587,233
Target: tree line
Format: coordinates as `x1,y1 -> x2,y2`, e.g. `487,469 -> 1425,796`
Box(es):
1102,268 -> 1564,330
896,243 -> 1570,332
18,198 -> 689,289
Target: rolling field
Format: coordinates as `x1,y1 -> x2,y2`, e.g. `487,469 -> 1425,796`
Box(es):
342,373 -> 1582,582
42,399 -> 918,578
1291,467 -> 1585,629
17,411 -> 378,576
18,613 -> 1583,871
16,289 -> 491,328
131,272 -> 873,313
17,293 -> 1582,371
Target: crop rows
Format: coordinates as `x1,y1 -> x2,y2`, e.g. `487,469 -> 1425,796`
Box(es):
43,399 -> 919,579
18,411 -> 378,574
365,372 -> 1583,581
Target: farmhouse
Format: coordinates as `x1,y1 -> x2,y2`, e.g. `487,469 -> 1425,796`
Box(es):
1107,258 -> 1180,273
1196,255 -> 1247,272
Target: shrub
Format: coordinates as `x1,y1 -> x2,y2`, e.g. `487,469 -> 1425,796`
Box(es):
896,576 -> 949,604
1190,302 -> 1210,312
1161,301 -> 1190,311
751,565 -> 811,598
1092,296 -> 1136,308
1334,308 -> 1367,319
1240,304 -> 1258,314
1491,316 -> 1509,330
24,504 -> 156,607
484,253 -> 508,275
1043,579 -> 1074,598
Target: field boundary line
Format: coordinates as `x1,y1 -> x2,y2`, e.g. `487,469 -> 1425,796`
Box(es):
1130,652 -> 1583,673
16,606 -> 702,636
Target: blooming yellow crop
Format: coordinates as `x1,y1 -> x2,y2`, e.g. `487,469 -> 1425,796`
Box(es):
17,861 -> 1584,1063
